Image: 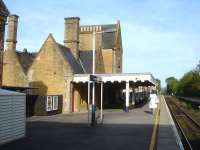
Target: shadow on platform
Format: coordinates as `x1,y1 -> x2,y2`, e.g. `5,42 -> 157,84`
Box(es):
144,110 -> 153,115
0,120 -> 175,150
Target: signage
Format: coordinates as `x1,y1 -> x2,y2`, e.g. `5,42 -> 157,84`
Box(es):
89,75 -> 102,82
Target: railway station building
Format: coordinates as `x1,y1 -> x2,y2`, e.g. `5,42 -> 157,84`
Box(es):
3,16 -> 156,115
0,0 -> 9,86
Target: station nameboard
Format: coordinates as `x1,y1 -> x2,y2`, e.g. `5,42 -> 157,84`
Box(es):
89,75 -> 102,82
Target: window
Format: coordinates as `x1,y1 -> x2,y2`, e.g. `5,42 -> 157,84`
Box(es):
53,96 -> 58,110
46,96 -> 53,111
46,96 -> 59,112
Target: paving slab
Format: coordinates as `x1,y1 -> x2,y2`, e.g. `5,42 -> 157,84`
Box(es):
1,102 -> 153,150
157,95 -> 181,150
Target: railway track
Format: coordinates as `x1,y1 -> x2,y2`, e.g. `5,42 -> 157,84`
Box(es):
165,96 -> 200,150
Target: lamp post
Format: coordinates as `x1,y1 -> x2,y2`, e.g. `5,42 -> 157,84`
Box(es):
91,28 -> 116,126
91,32 -> 96,126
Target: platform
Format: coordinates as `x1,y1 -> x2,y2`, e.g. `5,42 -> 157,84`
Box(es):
157,95 -> 181,150
1,103 -> 153,150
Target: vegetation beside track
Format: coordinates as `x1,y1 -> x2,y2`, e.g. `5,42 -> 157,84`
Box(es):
165,61 -> 200,99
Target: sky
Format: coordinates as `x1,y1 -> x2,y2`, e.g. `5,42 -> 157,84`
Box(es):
5,0 -> 200,87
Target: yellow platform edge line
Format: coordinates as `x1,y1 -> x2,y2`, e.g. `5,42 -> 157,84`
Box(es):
149,96 -> 161,150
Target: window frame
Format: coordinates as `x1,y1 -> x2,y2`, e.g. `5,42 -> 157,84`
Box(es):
53,96 -> 59,111
46,96 -> 53,112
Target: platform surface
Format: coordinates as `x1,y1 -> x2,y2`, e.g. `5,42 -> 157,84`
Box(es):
157,95 -> 180,150
1,102 -> 154,150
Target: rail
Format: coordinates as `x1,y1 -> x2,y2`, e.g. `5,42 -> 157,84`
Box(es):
166,97 -> 200,150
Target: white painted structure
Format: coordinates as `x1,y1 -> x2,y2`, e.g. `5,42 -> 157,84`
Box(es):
0,89 -> 26,145
73,73 -> 155,116
73,73 -> 155,84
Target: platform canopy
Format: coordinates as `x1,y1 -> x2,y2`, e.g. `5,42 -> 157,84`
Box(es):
73,73 -> 156,86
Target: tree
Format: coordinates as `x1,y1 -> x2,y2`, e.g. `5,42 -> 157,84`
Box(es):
155,78 -> 161,92
166,61 -> 200,97
178,71 -> 200,97
165,77 -> 179,95
196,60 -> 200,72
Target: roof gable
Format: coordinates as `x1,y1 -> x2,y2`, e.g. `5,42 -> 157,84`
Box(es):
28,34 -> 83,74
28,34 -> 61,72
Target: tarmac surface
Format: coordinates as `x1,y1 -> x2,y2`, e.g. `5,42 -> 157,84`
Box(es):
1,102 -> 154,150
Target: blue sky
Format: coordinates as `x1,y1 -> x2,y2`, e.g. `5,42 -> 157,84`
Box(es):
5,0 -> 200,87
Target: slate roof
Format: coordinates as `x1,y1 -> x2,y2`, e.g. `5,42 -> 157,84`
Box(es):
57,44 -> 84,74
0,0 -> 9,17
102,32 -> 115,49
101,24 -> 116,49
79,50 -> 93,74
16,51 -> 37,74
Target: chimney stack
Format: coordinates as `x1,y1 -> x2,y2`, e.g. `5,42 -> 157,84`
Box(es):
64,17 -> 80,59
6,14 -> 19,51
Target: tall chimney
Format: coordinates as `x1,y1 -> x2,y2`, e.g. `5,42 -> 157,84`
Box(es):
6,14 -> 18,51
64,17 -> 80,59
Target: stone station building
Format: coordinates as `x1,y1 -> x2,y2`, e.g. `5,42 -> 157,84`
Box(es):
2,15 -> 155,115
0,0 -> 9,86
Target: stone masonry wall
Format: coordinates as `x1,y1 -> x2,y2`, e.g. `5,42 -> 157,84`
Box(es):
3,49 -> 28,87
28,35 -> 73,113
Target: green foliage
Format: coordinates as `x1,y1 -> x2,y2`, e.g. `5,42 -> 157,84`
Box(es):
196,60 -> 200,71
166,70 -> 200,97
166,61 -> 200,97
165,77 -> 179,95
178,71 -> 200,97
186,103 -> 193,109
155,78 -> 161,92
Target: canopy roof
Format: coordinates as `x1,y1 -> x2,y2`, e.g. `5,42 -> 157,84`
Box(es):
73,73 -> 155,86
